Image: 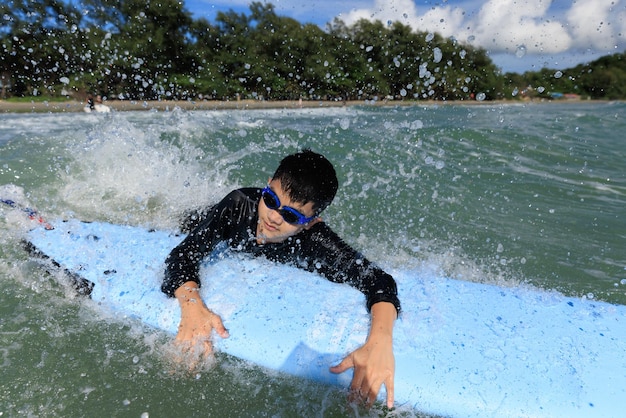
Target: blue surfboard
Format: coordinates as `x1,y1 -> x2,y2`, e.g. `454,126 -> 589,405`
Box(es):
22,219 -> 626,417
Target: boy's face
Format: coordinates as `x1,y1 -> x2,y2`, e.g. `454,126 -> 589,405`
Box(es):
256,178 -> 319,244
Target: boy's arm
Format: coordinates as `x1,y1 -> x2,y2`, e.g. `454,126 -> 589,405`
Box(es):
174,281 -> 229,355
330,301 -> 397,408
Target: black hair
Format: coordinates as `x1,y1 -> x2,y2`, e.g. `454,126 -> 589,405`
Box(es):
272,149 -> 338,214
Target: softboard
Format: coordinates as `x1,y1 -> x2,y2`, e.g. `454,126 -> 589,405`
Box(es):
15,216 -> 626,417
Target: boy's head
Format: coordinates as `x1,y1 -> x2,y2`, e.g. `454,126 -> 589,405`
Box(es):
271,149 -> 338,214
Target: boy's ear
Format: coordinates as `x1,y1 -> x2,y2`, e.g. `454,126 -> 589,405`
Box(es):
303,217 -> 322,230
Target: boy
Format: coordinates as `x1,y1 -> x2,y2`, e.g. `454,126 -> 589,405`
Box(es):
162,149 -> 400,408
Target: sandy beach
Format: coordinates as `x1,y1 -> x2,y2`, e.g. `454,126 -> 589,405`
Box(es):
0,96 -> 599,114
0,97 -> 531,113
0,98 -> 390,113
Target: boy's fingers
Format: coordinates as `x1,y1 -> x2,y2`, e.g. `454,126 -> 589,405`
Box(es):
385,376 -> 395,408
329,356 -> 354,374
210,315 -> 230,338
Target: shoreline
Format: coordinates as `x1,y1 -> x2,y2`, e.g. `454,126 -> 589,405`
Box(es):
0,97 -> 600,113
0,99 -> 366,113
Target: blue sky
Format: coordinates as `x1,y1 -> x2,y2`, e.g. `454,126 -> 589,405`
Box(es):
185,0 -> 626,74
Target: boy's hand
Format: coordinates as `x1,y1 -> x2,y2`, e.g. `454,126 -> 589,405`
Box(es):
330,302 -> 396,408
174,281 -> 229,358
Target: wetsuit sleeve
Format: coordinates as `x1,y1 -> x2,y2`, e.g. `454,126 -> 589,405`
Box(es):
161,189 -> 255,297
298,223 -> 401,314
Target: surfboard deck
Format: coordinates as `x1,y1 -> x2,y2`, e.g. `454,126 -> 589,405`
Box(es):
23,219 -> 626,417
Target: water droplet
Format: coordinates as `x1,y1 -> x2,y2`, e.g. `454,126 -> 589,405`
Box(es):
554,71 -> 563,79
515,45 -> 527,58
476,92 -> 486,101
433,47 -> 443,63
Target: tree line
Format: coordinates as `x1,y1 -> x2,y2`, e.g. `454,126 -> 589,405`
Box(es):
1,0 -> 625,102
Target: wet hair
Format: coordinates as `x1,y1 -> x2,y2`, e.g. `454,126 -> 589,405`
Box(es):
272,149 -> 338,214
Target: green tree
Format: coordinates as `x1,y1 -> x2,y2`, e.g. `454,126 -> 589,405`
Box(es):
212,9 -> 253,98
15,1 -> 625,102
0,0 -> 85,96
80,0 -> 194,99
185,17 -> 228,99
577,53 -> 626,99
329,19 -> 390,98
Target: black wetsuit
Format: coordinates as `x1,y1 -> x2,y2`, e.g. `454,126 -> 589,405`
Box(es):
161,188 -> 401,313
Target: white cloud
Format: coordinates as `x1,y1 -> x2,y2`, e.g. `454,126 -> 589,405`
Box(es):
341,0 -> 419,26
414,6 -> 468,40
566,0 -> 626,52
469,0 -> 572,54
338,0 -> 574,54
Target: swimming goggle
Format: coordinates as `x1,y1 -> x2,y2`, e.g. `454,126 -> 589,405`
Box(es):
261,186 -> 316,225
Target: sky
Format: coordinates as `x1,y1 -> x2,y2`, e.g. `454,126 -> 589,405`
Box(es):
185,0 -> 626,74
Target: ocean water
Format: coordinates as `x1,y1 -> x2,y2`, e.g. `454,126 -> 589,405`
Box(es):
1,102 -> 625,417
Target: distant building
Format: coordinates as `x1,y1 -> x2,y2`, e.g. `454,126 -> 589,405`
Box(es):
563,93 -> 581,100
549,92 -> 581,100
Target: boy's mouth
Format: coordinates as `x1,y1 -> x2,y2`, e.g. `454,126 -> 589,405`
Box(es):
262,219 -> 278,232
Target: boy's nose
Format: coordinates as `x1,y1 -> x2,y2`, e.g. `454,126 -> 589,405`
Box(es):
267,207 -> 283,224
